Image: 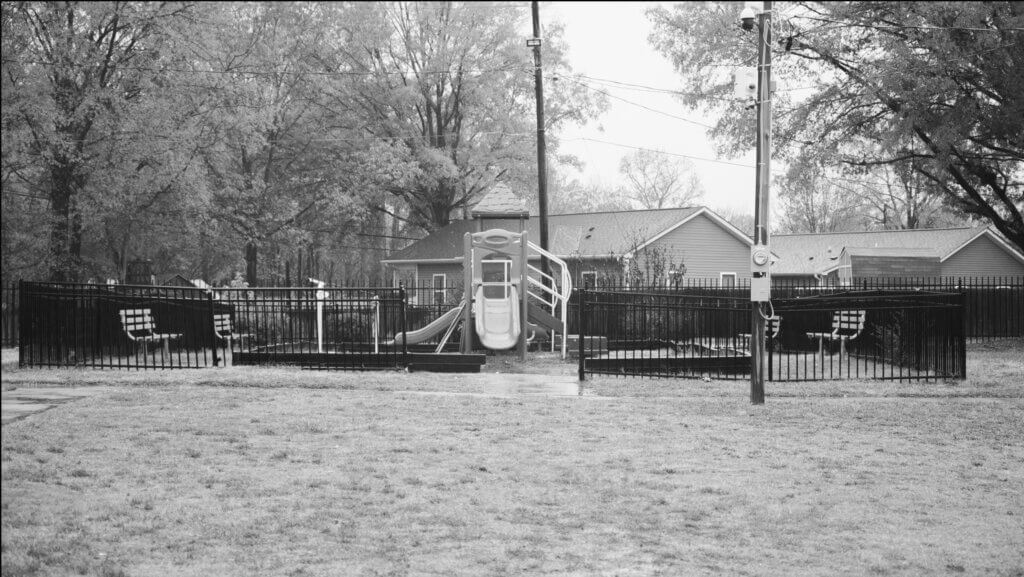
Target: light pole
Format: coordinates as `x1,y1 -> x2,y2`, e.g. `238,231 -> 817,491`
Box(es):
742,1 -> 772,405
529,1 -> 551,279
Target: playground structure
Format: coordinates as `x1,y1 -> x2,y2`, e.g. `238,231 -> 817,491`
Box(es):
388,228 -> 573,359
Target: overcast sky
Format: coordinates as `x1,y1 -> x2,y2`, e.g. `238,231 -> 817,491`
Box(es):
544,1 -> 758,216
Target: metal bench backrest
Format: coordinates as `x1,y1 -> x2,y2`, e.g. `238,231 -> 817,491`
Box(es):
832,310 -> 866,336
120,308 -> 157,339
213,313 -> 233,338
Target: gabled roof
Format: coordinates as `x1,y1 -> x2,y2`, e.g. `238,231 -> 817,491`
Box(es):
471,183 -> 529,217
384,206 -> 714,264
770,226 -> 1022,276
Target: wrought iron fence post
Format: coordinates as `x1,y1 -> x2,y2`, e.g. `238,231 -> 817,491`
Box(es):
958,291 -> 967,379
208,290 -> 220,367
18,280 -> 26,368
399,283 -> 408,368
577,287 -> 586,381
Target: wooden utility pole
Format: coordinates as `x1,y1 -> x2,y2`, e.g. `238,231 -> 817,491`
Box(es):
750,0 -> 772,405
530,1 -> 551,272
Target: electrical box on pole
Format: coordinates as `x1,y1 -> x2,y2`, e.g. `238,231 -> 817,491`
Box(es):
750,245 -> 771,301
733,67 -> 758,100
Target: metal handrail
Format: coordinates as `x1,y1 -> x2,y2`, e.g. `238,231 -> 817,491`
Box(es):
525,241 -> 573,358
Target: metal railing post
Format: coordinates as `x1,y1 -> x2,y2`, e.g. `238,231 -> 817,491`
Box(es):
208,290 -> 220,367
958,291 -> 967,379
17,280 -> 26,368
577,287 -> 586,381
399,284 -> 408,368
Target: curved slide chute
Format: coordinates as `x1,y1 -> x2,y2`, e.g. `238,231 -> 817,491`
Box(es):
386,302 -> 465,346
474,285 -> 521,350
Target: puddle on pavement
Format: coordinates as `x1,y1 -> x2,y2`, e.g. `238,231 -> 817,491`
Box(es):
397,374 -> 609,398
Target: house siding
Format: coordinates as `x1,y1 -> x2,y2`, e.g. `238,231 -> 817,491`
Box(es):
940,235 -> 1024,277
647,213 -> 750,280
853,255 -> 940,278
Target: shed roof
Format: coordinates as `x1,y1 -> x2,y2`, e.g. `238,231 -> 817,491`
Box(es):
770,227 -> 990,276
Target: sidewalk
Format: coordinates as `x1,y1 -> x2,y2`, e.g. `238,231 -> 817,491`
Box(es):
1,387 -> 113,425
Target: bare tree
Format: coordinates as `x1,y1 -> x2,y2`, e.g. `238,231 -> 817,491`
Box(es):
618,149 -> 704,210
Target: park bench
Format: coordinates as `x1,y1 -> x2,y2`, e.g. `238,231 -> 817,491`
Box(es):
806,309 -> 866,357
213,313 -> 251,349
119,308 -> 181,357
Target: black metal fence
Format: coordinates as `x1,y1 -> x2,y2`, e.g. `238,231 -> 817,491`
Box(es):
573,276 -> 1022,342
576,287 -> 967,383
213,286 -> 407,369
17,282 -> 418,370
19,282 -> 222,369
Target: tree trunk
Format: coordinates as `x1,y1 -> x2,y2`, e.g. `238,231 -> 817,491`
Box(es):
48,162 -> 86,282
245,242 -> 258,286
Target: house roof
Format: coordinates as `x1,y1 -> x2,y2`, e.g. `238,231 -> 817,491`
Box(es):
471,183 -> 529,217
383,206 -> 713,263
770,227 -> 1014,276
842,247 -> 940,258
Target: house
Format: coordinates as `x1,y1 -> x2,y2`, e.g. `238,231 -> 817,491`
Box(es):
382,187 -> 758,301
770,227 -> 1024,285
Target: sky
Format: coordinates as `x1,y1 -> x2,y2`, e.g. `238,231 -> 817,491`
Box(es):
543,1 -> 759,217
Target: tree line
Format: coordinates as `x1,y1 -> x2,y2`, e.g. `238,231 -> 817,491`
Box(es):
1,1 -> 603,286
4,2 -> 1021,288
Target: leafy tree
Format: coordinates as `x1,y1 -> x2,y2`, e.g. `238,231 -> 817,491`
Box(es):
1,1 -> 202,281
649,1 -> 1024,251
618,149 -> 705,209
198,2 -> 365,285
323,1 -> 604,233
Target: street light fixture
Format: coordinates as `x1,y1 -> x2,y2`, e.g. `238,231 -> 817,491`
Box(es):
740,6 -> 757,30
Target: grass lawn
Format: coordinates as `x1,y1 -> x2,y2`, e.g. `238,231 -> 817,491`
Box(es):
2,340 -> 1023,576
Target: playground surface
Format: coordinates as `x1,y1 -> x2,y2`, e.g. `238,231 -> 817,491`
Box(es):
1,340 -> 1022,576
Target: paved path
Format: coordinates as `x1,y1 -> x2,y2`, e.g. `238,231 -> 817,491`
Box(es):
1,387 -> 113,425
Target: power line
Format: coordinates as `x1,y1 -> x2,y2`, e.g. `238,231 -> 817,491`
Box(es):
554,75 -> 717,129
561,137 -> 754,168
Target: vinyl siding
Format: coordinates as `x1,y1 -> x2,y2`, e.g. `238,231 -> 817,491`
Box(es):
646,213 -> 750,280
853,255 -> 940,277
941,235 -> 1024,277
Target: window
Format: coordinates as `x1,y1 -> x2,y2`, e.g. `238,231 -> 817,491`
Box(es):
720,272 -> 737,288
581,271 -> 597,289
481,259 -> 511,299
432,274 -> 447,305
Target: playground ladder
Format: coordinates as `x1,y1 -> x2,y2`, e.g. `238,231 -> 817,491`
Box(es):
525,241 -> 573,358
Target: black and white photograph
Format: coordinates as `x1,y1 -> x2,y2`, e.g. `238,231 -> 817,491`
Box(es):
2,1 -> 1022,575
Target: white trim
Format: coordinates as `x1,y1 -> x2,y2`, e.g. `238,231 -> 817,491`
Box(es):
719,272 -> 738,287
941,228 -> 1024,265
431,273 -> 447,305
381,256 -> 462,265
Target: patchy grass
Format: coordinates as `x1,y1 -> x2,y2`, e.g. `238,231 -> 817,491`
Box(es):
1,341 -> 1023,576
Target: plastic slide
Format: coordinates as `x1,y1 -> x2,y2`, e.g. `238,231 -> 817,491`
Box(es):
474,285 -> 521,350
387,302 -> 464,346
